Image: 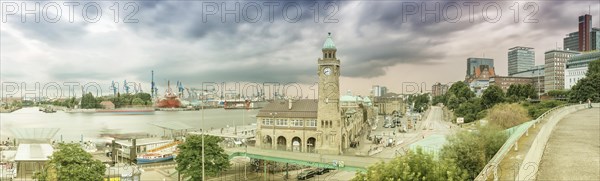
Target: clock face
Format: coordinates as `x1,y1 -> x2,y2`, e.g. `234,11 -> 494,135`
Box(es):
324,67 -> 332,76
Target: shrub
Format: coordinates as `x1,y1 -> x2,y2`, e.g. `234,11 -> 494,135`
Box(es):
486,103 -> 531,129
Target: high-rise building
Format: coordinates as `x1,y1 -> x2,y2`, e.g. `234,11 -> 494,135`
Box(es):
544,49 -> 580,92
372,85 -> 387,97
593,28 -> 600,50
565,51 -> 600,89
564,28 -> 600,51
508,46 -> 535,76
466,58 -> 494,77
579,14 -> 592,51
564,32 -> 579,51
431,83 -> 449,97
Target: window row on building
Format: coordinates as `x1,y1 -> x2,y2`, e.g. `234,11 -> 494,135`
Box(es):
261,118 -> 317,127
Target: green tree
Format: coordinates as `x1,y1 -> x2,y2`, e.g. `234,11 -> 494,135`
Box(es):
33,144 -> 106,180
507,84 -> 537,102
176,135 -> 230,180
440,125 -> 507,180
432,95 -> 447,106
569,59 -> 600,102
135,92 -> 152,102
446,81 -> 475,110
413,93 -> 430,113
81,93 -> 99,109
455,98 -> 484,123
353,147 -> 467,181
132,98 -> 145,105
481,85 -> 505,108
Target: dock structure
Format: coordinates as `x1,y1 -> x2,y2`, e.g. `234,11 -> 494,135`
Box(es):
149,121 -> 195,139
188,124 -> 257,140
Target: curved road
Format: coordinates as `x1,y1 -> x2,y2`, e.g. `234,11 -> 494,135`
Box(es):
537,108 -> 600,180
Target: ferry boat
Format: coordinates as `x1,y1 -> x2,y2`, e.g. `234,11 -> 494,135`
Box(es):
136,152 -> 175,164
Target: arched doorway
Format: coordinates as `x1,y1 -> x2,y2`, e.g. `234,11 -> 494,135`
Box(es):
291,137 -> 302,152
307,137 -> 316,153
277,136 -> 287,151
264,135 -> 272,149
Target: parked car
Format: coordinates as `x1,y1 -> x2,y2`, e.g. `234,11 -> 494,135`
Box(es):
314,167 -> 332,175
297,169 -> 317,180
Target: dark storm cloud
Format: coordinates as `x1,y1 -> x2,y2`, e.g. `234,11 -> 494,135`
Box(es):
3,0 -> 596,88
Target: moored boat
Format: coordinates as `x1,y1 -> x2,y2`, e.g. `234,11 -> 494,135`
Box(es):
136,152 -> 175,164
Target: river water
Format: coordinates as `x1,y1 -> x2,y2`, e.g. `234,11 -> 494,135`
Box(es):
0,107 -> 259,142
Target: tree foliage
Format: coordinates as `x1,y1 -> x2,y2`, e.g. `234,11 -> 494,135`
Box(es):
481,85 -> 505,109
454,98 -> 485,123
506,84 -> 537,102
569,59 -> 600,102
175,135 -> 230,180
410,93 -> 430,113
33,144 -> 106,180
440,126 -> 508,180
432,95 -> 447,106
81,92 -> 100,109
353,147 -> 467,181
355,125 -> 507,181
522,100 -> 566,118
446,81 -> 475,110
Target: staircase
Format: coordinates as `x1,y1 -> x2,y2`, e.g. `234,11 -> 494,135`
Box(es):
148,141 -> 181,152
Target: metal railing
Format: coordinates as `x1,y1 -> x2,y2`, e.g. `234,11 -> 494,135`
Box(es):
474,103 -> 577,181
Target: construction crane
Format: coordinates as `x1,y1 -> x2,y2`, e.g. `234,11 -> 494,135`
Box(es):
151,70 -> 158,99
110,81 -> 118,96
177,81 -> 185,98
123,80 -> 130,94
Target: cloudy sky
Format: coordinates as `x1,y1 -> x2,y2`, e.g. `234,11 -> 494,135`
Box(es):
1,0 -> 599,98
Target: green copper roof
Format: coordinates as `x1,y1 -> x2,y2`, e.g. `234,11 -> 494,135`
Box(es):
322,32 -> 336,50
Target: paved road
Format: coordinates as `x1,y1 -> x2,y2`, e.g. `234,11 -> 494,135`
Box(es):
537,108 -> 600,180
372,106 -> 455,158
419,106 -> 453,136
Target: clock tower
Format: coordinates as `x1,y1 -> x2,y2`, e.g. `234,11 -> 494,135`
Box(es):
317,32 -> 342,155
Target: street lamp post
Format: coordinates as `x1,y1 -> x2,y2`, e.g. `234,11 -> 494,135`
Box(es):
201,100 -> 205,181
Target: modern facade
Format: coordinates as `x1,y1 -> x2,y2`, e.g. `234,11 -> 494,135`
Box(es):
563,14 -> 600,51
564,31 -> 579,51
431,83 -> 449,97
579,14 -> 592,51
544,49 -> 580,92
466,58 -> 494,77
565,51 -> 600,89
508,46 -> 535,76
255,33 -> 371,155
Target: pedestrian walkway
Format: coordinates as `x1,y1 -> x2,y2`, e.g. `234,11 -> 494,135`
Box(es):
537,108 -> 600,180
